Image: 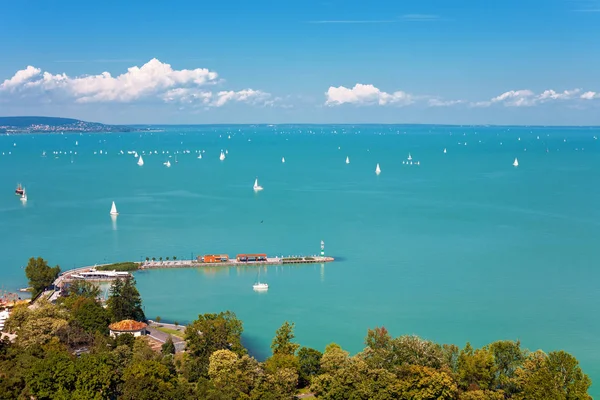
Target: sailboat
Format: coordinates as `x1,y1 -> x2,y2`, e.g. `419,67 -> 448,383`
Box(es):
198,153 -> 202,159
407,153 -> 413,161
282,157 -> 285,163
219,150 -> 226,161
20,188 -> 27,202
253,269 -> 268,291
346,156 -> 350,164
110,201 -> 118,215
15,183 -> 24,196
443,148 -> 447,154
253,178 -> 263,191
164,160 -> 171,167
513,157 -> 519,167
137,155 -> 144,166
375,163 -> 381,175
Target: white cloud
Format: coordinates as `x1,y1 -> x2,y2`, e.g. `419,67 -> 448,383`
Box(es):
0,59 -> 272,108
325,84 -> 413,106
490,90 -> 536,106
581,91 -> 599,100
1,66 -> 42,91
538,89 -> 580,101
428,98 -> 464,107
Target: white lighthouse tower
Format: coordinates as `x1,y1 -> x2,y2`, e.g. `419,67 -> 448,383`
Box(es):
320,240 -> 325,256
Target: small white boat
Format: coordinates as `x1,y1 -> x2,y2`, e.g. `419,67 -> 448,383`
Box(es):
282,157 -> 286,163
225,150 -> 228,155
137,155 -> 144,166
253,178 -> 263,191
408,153 -> 413,161
253,282 -> 269,291
164,160 -> 171,167
198,153 -> 202,159
253,269 -> 268,291
110,201 -> 118,215
443,148 -> 447,154
346,156 -> 350,164
134,152 -> 138,158
375,163 -> 381,175
513,157 -> 519,167
219,150 -> 226,161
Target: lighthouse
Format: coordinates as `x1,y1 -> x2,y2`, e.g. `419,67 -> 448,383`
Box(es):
320,240 -> 325,256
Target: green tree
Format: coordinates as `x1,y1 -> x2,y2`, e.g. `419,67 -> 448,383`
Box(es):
184,311 -> 245,380
173,256 -> 177,260
159,257 -> 163,261
396,365 -> 458,400
297,347 -> 322,387
271,321 -> 300,356
24,257 -> 61,297
166,257 -> 170,261
72,353 -> 120,400
156,316 -> 162,324
514,350 -> 592,400
25,347 -> 77,399
70,297 -> 110,335
106,277 -> 145,322
489,340 -> 526,395
146,257 -> 150,261
457,343 -> 496,391
208,349 -> 259,399
65,280 -> 100,299
162,336 -> 176,355
362,326 -> 393,369
392,335 -> 446,369
121,360 -> 177,400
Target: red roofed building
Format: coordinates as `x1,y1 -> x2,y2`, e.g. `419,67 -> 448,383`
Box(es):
108,319 -> 148,337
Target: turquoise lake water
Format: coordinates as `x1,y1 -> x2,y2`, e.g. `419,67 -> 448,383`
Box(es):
1,125 -> 599,395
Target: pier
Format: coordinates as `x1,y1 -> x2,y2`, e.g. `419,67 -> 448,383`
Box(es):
139,256 -> 335,270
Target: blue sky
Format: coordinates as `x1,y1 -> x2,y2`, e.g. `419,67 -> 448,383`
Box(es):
1,0 -> 599,125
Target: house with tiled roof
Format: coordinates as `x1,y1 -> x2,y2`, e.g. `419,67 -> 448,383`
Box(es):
108,319 -> 148,337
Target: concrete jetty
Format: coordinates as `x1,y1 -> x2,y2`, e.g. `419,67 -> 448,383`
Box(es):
139,256 -> 335,270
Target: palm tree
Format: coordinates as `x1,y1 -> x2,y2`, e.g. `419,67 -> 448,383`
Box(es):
166,257 -> 170,261
159,257 -> 163,261
145,257 -> 150,262
173,256 -> 177,260
152,257 -> 156,261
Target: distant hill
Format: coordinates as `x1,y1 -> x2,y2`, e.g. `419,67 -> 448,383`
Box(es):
0,116 -> 136,133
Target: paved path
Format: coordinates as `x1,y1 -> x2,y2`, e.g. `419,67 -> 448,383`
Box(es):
146,322 -> 186,353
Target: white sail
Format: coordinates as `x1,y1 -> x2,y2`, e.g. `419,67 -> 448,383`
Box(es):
164,160 -> 171,167
408,153 -> 413,161
137,155 -> 144,166
198,153 -> 202,159
375,163 -> 381,175
219,150 -> 226,161
282,157 -> 285,163
110,201 -> 118,215
20,188 -> 27,202
253,178 -> 263,191
443,148 -> 447,154
346,156 -> 350,164
513,157 -> 519,167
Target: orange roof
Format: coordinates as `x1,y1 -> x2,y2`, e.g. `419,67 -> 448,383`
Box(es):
108,319 -> 148,332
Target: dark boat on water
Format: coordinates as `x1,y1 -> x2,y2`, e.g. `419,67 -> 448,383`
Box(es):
15,184 -> 24,196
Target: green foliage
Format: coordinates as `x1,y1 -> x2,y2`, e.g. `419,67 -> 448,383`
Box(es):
96,262 -> 139,272
457,343 -> 496,391
64,280 -> 101,299
70,296 -> 111,335
106,277 -> 145,322
121,360 -> 178,399
155,316 -> 162,323
271,321 -> 300,356
162,336 -> 176,355
25,257 -> 61,297
297,347 -> 322,387
184,311 -> 245,379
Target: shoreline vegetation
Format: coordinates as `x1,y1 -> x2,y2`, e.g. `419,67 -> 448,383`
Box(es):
1,257 -> 592,399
